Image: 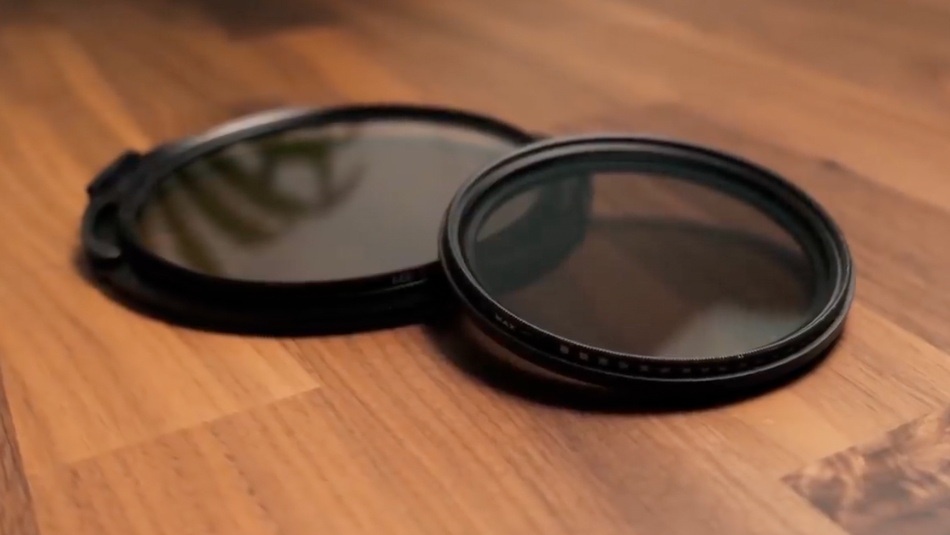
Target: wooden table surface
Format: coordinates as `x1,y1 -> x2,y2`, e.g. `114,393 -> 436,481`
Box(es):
3,0 -> 950,534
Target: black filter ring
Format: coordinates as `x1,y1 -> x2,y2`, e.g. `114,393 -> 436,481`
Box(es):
79,103 -> 589,334
440,135 -> 855,391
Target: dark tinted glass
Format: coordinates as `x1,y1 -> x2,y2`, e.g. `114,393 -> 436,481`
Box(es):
137,120 -> 517,282
464,158 -> 820,359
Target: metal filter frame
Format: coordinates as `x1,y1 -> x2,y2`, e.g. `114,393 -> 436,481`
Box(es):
440,135 -> 855,392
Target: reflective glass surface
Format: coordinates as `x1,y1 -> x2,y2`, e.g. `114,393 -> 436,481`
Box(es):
138,120 -> 518,282
464,158 -> 819,359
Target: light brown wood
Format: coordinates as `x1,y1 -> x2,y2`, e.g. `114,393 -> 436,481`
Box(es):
0,373 -> 38,535
786,406 -> 950,535
2,0 -> 950,534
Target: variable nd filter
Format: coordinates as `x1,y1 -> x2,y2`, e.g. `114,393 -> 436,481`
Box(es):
79,102 -> 854,394
80,104 -> 579,333
441,136 -> 854,391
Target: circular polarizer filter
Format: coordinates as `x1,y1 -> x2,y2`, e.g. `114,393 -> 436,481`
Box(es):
441,136 -> 854,392
81,104 -> 551,333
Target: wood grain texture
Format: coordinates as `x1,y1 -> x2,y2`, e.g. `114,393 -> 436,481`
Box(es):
1,0 -> 950,534
0,370 -> 39,535
786,408 -> 950,535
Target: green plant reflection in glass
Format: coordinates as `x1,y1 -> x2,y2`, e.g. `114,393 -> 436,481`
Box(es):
144,126 -> 363,276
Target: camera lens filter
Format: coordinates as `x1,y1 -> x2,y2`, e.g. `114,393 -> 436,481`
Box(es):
82,105 -> 853,393
81,104 -> 538,332
440,136 -> 854,390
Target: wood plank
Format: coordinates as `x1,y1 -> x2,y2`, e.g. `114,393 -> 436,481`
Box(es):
0,0 -> 949,534
786,407 -> 950,535
332,0 -> 620,130
620,0 -> 950,123
386,0 -> 950,212
0,370 -> 39,535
